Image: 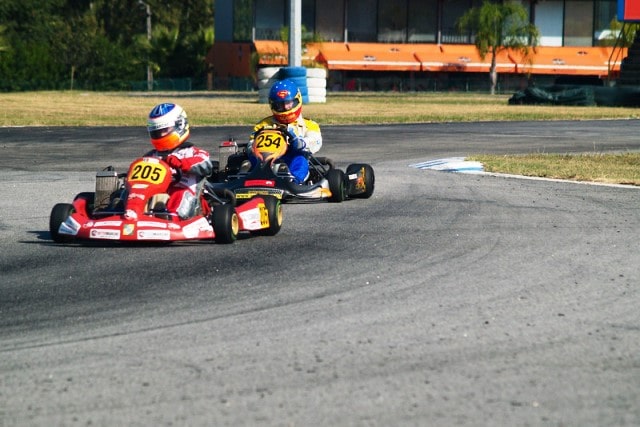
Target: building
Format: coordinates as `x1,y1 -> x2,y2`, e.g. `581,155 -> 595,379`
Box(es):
207,0 -> 629,92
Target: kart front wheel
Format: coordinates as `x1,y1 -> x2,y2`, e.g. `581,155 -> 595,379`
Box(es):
212,203 -> 239,244
327,168 -> 346,203
49,203 -> 75,243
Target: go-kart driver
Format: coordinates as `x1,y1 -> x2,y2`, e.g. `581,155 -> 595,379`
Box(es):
247,79 -> 322,184
127,102 -> 213,220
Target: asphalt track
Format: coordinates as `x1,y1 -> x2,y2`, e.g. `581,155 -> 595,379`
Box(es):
1,121 -> 639,426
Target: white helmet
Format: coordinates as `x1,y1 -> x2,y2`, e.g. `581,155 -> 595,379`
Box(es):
147,103 -> 190,151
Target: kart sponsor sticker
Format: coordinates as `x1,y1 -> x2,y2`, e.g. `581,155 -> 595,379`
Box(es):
236,189 -> 284,200
238,207 -> 264,230
182,217 -> 213,238
123,224 -> 135,236
94,220 -> 123,227
60,216 -> 81,236
244,179 -> 276,187
90,229 -> 121,240
137,229 -> 171,240
347,171 -> 366,192
297,188 -> 331,199
259,204 -> 269,228
137,221 -> 167,228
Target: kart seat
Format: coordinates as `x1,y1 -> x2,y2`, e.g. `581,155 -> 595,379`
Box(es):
148,193 -> 170,212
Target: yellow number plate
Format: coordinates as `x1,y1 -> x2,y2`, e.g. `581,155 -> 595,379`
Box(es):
127,158 -> 169,185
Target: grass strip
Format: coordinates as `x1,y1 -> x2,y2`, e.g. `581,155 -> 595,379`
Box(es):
1,91 -> 640,126
469,153 -> 640,186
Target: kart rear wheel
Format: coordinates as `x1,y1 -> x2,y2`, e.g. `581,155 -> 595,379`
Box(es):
327,168 -> 346,203
212,203 -> 239,244
346,163 -> 375,199
49,203 -> 75,243
258,196 -> 283,236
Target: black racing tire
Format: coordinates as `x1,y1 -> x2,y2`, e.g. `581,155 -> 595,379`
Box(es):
49,203 -> 75,243
346,163 -> 375,199
212,203 -> 239,244
257,195 -> 283,236
327,168 -> 346,203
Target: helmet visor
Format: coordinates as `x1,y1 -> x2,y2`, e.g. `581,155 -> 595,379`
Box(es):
270,98 -> 299,113
149,126 -> 175,140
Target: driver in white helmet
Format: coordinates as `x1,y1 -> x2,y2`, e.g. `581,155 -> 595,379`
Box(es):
138,102 -> 213,219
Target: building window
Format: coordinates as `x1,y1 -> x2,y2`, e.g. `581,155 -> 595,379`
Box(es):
316,0 -> 344,41
408,0 -> 438,43
346,0 -> 377,42
594,0 -> 617,46
564,0 -> 594,46
302,0 -> 316,35
378,1 -> 407,42
535,0 -> 564,46
255,0 -> 285,40
442,0 -> 473,43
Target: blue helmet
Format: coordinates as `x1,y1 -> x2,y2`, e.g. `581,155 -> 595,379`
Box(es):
268,79 -> 302,124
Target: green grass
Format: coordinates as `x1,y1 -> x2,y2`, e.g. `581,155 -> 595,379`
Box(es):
1,90 -> 640,126
2,90 -> 639,185
468,153 -> 640,186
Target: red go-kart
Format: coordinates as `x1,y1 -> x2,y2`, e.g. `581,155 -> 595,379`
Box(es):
49,156 -> 282,244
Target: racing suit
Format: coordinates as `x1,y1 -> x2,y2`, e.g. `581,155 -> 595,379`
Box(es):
145,142 -> 213,218
248,115 -> 322,184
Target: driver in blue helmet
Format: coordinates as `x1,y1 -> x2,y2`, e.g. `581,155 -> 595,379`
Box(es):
247,79 -> 322,184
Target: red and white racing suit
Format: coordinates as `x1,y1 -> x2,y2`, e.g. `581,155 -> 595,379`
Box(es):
147,143 -> 213,218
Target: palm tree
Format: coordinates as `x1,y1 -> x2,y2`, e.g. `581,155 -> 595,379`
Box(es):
458,0 -> 539,94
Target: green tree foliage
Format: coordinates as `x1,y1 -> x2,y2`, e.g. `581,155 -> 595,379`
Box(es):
0,0 -> 213,91
233,0 -> 253,41
606,19 -> 640,47
0,25 -> 7,52
457,0 -> 539,95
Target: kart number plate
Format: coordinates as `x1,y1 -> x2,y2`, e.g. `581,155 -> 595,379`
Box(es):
254,129 -> 286,154
128,158 -> 169,185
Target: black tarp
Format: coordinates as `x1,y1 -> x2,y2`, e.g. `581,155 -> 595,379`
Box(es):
509,85 -> 640,107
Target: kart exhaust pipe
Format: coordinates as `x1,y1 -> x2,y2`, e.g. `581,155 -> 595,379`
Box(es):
95,169 -> 119,211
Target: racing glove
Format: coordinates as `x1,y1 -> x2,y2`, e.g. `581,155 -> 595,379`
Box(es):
165,155 -> 184,170
290,136 -> 306,151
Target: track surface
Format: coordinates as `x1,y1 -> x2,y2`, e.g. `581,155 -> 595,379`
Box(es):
1,121 -> 639,426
